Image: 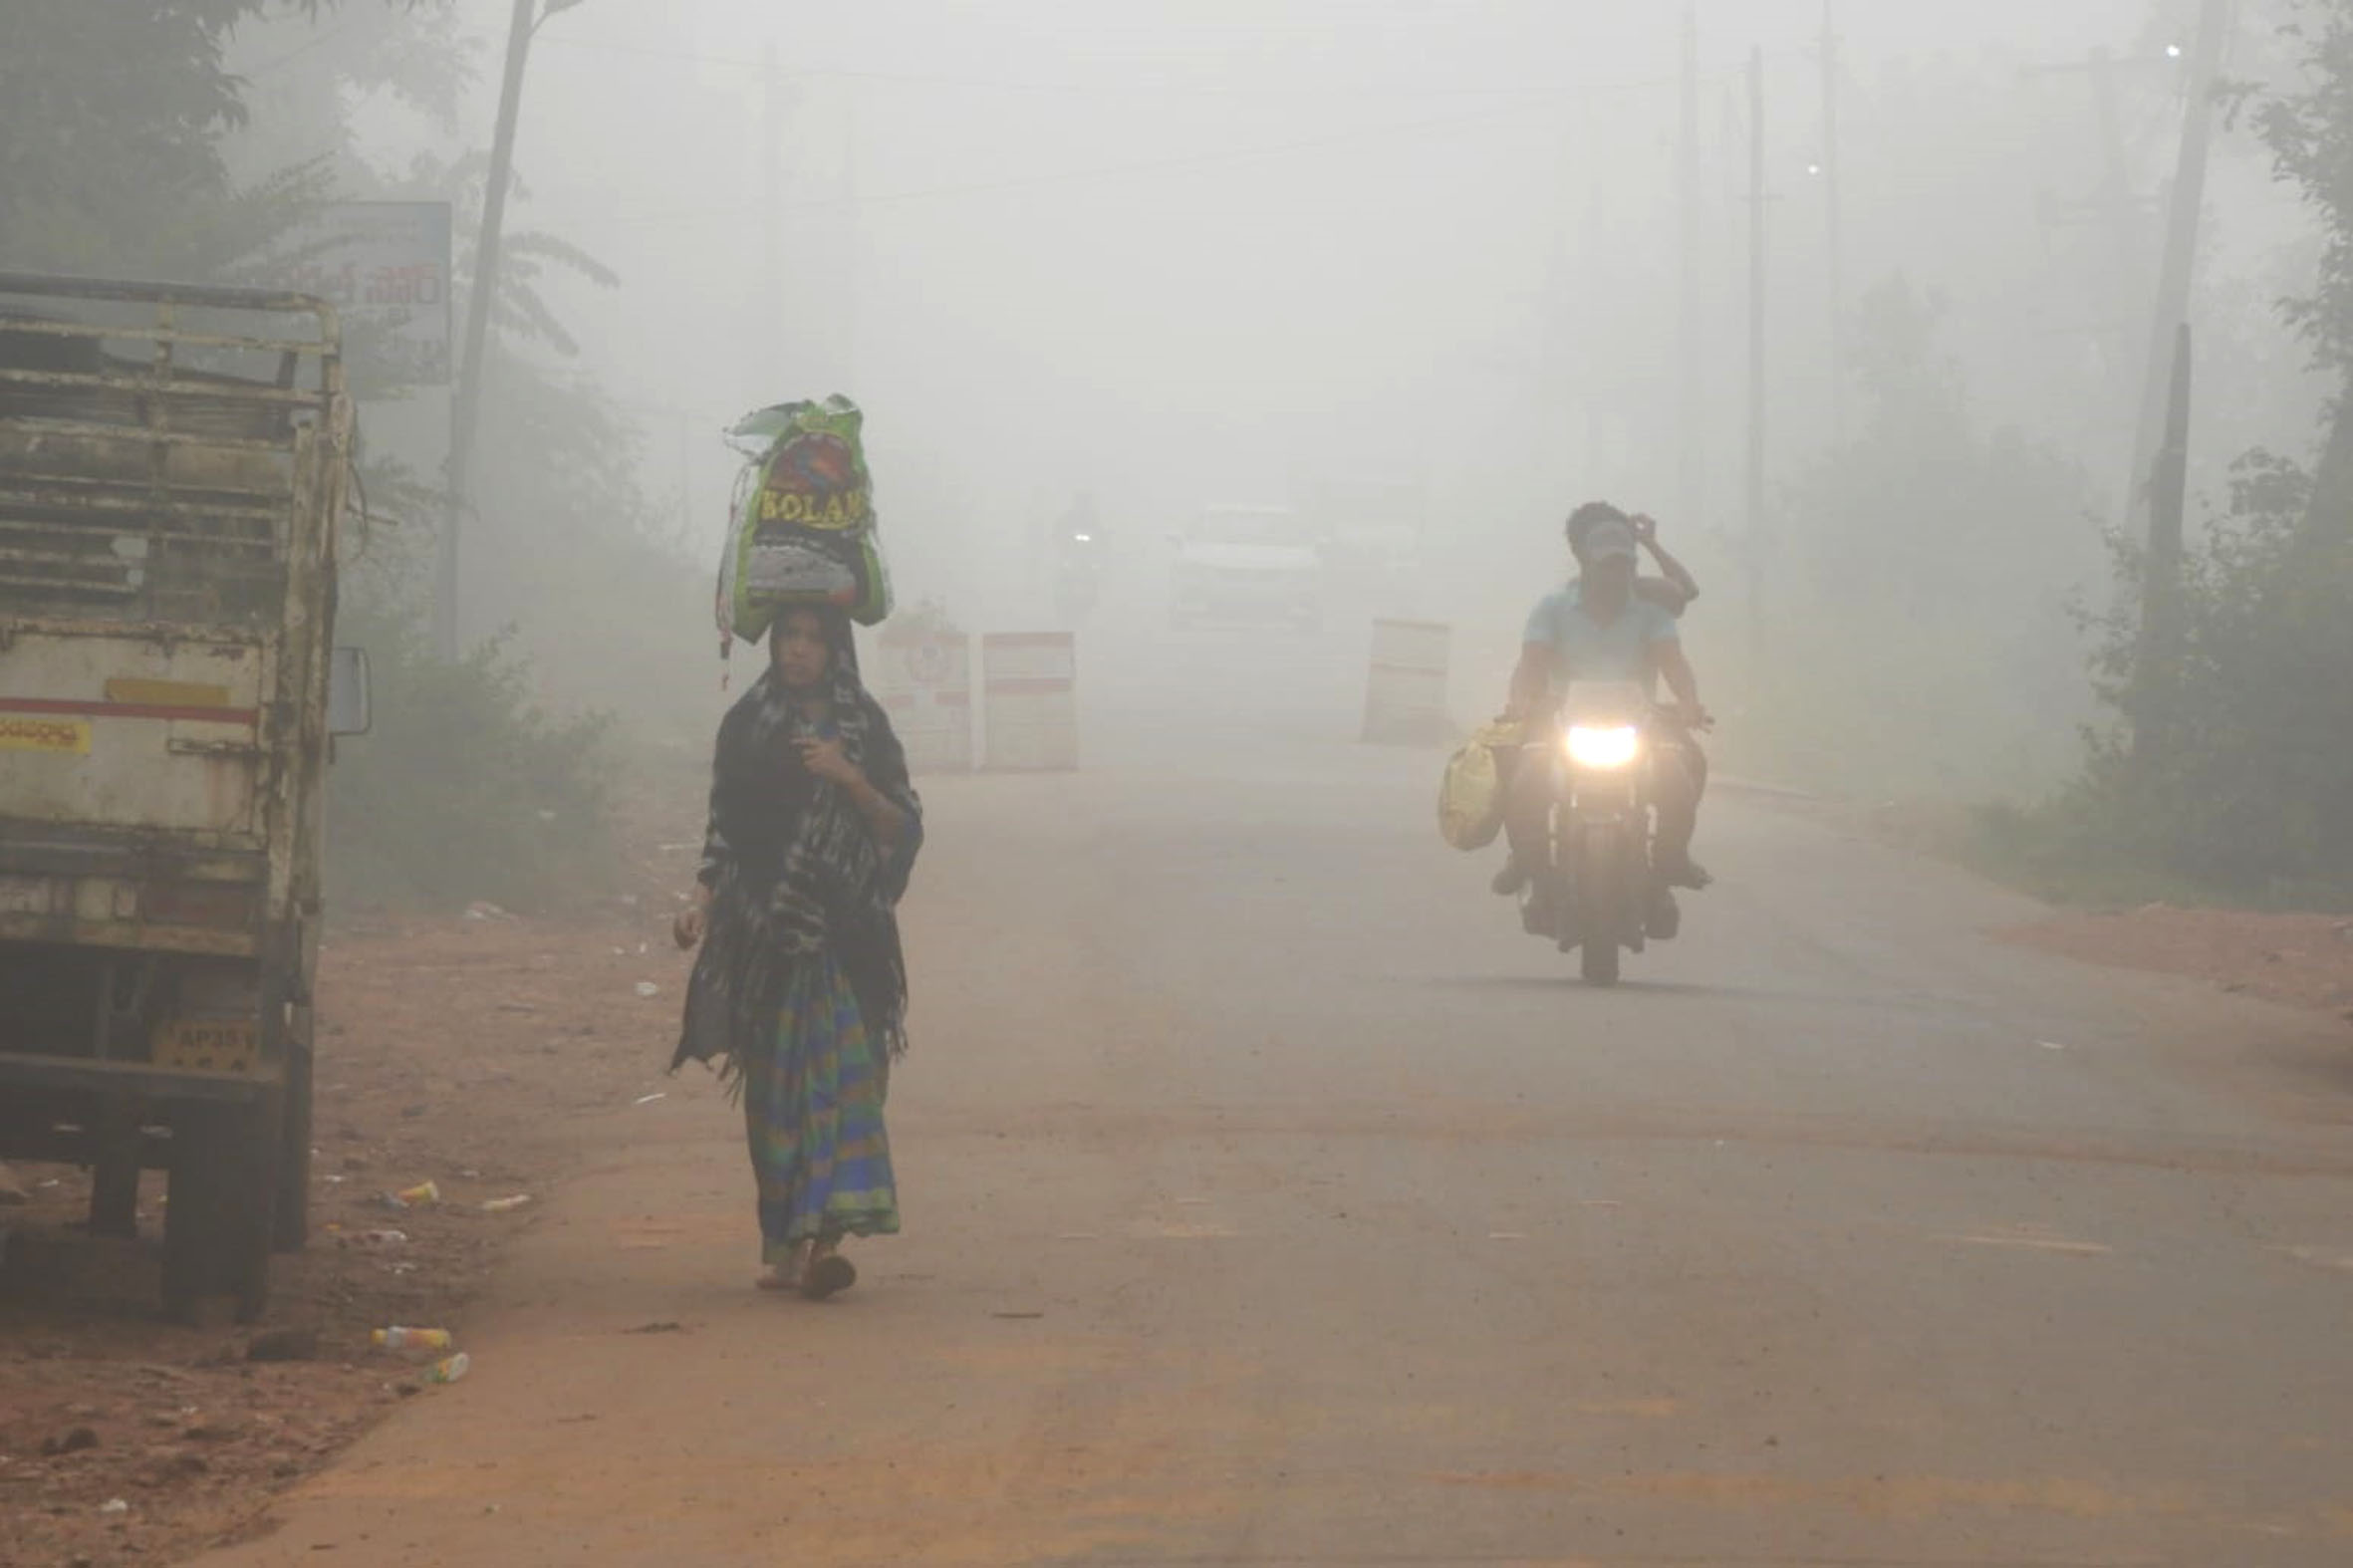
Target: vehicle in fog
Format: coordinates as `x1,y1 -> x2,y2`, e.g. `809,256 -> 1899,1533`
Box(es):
1167,503 -> 1323,632
0,274 -> 369,1321
1522,681 -> 1687,985
1053,497 -> 1103,627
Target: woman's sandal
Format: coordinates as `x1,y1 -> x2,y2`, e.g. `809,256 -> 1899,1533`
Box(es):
757,1241 -> 811,1293
802,1252 -> 857,1301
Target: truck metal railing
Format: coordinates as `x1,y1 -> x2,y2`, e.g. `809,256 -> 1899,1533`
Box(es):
0,273 -> 345,626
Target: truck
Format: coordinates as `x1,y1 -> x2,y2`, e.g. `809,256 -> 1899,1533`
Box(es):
0,274 -> 369,1322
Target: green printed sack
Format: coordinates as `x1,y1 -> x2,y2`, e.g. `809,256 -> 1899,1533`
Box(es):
716,396 -> 894,645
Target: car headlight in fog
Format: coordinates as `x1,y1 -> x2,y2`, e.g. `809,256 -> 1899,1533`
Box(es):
1566,724 -> 1640,770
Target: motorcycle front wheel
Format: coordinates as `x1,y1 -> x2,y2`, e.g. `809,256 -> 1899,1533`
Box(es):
1577,825 -> 1625,986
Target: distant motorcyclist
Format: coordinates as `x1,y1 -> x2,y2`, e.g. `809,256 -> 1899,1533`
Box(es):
1052,491 -> 1104,622
1493,505 -> 1711,921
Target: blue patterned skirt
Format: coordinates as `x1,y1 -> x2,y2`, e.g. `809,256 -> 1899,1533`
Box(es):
740,949 -> 901,1264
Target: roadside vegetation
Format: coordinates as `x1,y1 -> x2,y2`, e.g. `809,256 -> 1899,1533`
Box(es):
1979,0 -> 2353,912
1715,0 -> 2353,915
1733,276 -> 2102,803
4,0 -> 711,911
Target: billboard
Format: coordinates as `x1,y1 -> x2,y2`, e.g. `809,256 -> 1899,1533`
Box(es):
271,201 -> 453,387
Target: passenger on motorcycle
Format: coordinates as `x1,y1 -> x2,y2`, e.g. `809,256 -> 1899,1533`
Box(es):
1493,505 -> 1712,919
1569,501 -> 1702,618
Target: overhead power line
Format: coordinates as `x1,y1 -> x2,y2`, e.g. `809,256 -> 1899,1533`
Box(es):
531,31 -> 1707,105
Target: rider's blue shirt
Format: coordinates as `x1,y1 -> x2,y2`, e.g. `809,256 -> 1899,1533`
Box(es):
1523,579 -> 1681,697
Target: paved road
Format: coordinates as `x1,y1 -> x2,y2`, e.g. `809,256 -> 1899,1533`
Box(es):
195,631 -> 2353,1567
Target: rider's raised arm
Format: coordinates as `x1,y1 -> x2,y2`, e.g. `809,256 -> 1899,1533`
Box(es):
1649,540 -> 1699,604
1632,514 -> 1700,605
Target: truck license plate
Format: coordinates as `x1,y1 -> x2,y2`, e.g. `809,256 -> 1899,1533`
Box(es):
153,1018 -> 259,1074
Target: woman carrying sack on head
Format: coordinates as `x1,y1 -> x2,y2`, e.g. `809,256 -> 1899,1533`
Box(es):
672,605 -> 922,1299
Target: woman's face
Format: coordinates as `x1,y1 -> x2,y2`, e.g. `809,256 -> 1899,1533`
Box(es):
770,610 -> 834,690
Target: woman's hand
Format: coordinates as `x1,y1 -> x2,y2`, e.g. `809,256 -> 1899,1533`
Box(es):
796,736 -> 865,790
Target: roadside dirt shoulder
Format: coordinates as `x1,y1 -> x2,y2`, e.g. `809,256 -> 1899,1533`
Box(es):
0,894 -> 700,1568
1997,905 -> 2353,1027
1740,791 -> 2353,1033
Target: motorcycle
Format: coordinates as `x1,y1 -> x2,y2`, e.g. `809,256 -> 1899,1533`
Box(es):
1523,680 -> 1687,985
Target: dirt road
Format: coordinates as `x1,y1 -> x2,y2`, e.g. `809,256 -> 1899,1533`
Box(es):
142,624 -> 2353,1568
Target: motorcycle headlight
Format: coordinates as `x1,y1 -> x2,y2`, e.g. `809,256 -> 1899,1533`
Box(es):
1566,724 -> 1641,770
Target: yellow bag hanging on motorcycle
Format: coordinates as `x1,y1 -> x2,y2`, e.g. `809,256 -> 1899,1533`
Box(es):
1437,720 -> 1521,852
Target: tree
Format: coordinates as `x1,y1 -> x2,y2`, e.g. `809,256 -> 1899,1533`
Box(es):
0,2 -> 438,278
2249,0 -> 2353,545
1748,276 -> 2101,799
2045,0 -> 2353,902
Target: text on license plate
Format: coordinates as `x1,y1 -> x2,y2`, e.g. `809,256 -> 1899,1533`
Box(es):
153,1018 -> 259,1073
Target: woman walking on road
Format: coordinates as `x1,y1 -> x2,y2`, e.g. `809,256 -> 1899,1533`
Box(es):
672,606 -> 921,1299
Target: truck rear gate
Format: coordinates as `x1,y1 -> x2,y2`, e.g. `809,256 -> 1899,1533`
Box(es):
0,274 -> 352,1321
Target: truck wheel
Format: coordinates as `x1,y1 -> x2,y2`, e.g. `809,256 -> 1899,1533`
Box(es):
162,1098 -> 281,1325
274,1039 -> 314,1252
89,1104 -> 142,1239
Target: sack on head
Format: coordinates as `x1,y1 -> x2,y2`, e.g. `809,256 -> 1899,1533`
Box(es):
717,396 -> 894,645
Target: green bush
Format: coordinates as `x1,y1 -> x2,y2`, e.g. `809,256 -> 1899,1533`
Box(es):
327,598 -> 618,914
2045,452 -> 2353,906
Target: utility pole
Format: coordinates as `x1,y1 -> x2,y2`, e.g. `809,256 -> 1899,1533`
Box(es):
761,41 -> 785,372
2122,0 -> 2229,545
1678,3 -> 1703,536
1819,1 -> 1846,437
841,89 -> 863,393
438,0 -> 542,662
1746,46 -> 1768,670
2133,324 -> 2193,769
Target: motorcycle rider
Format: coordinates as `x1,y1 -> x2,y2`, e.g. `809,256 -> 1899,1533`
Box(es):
1493,505 -> 1711,924
1052,491 -> 1103,621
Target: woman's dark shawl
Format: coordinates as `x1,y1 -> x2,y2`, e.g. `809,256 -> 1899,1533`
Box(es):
671,658 -> 922,1085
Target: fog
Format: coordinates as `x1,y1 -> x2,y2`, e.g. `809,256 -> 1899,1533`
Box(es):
218,0 -> 2326,795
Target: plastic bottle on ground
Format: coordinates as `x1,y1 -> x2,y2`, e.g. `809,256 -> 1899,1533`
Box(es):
371,1327 -> 454,1352
421,1352 -> 470,1386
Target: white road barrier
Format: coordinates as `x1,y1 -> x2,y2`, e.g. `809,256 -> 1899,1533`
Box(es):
869,629 -> 973,774
1362,619 -> 1453,745
981,632 -> 1079,771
